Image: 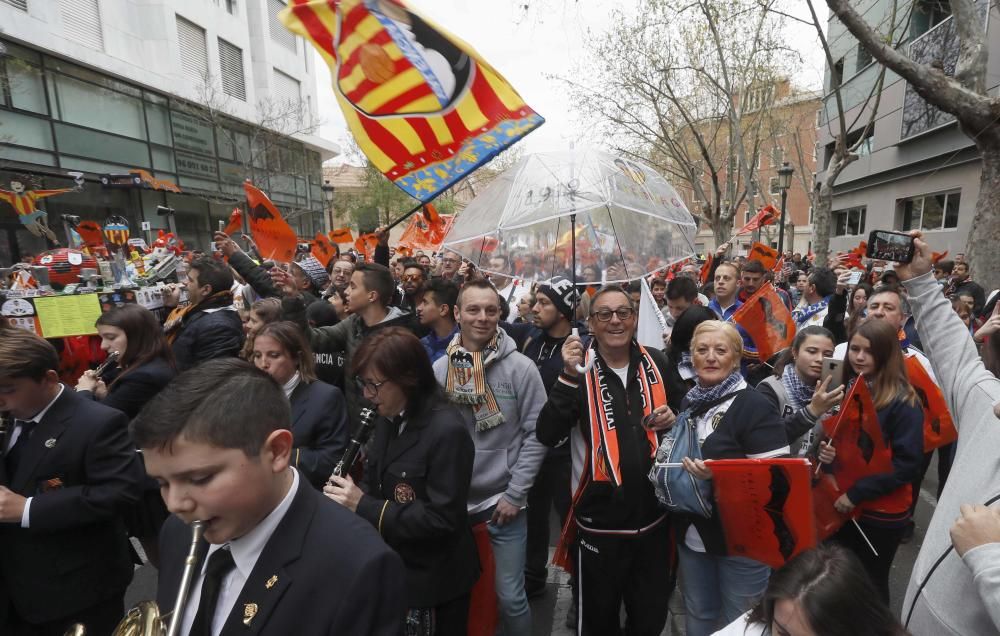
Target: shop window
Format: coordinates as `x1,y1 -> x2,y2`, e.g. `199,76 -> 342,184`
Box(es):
152,145 -> 175,172
145,103 -> 171,146
54,73 -> 146,140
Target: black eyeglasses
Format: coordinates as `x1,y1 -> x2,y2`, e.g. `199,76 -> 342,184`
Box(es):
354,375 -> 387,394
591,307 -> 635,322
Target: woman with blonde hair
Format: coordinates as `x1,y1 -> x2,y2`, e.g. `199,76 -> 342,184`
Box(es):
657,320 -> 788,636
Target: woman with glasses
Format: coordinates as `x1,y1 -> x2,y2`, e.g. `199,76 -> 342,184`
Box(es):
324,327 -> 479,635
252,321 -> 348,489
658,320 -> 788,636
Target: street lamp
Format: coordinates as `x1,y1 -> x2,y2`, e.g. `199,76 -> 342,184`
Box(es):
321,179 -> 335,228
776,161 -> 795,256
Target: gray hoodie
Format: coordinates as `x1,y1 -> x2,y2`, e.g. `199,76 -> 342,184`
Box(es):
902,272 -> 1000,634
433,331 -> 548,514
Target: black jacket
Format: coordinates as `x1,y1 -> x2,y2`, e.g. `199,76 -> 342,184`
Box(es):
79,358 -> 176,419
355,399 -> 480,608
0,388 -> 143,624
229,251 -> 320,308
536,343 -> 680,531
157,474 -> 407,636
289,380 -> 349,489
171,296 -> 244,371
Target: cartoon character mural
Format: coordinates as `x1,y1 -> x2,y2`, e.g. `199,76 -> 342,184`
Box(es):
0,175 -> 83,242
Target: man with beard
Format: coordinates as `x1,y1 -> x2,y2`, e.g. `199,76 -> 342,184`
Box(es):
398,260 -> 427,314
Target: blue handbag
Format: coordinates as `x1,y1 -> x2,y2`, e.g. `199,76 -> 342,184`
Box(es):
648,409 -> 714,518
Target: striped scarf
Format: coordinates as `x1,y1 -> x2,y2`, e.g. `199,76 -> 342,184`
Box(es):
792,296 -> 830,325
780,365 -> 815,410
445,330 -> 505,432
585,345 -> 666,486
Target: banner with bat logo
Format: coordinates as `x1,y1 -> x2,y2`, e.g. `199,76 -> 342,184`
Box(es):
904,355 -> 957,451
748,241 -> 779,271
732,282 -> 796,360
243,182 -> 298,263
711,458 -> 816,569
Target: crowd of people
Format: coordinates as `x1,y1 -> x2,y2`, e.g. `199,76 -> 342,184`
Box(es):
1,227 -> 999,636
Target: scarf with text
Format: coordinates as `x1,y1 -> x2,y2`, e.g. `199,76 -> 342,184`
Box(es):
792,295 -> 831,325
445,329 -> 505,432
585,345 -> 666,486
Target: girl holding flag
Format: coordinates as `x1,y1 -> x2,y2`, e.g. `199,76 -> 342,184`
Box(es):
829,319 -> 924,603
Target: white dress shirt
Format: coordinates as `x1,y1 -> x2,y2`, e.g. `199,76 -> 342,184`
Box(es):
7,384 -> 65,528
178,467 -> 299,636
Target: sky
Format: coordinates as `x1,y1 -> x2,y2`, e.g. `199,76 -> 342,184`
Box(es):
312,0 -> 829,163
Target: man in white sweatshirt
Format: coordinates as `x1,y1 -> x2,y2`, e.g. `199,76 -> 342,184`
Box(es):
897,231 -> 1000,635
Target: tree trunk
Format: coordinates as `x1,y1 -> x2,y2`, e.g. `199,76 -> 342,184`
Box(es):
712,215 -> 731,251
965,137 -> 1000,293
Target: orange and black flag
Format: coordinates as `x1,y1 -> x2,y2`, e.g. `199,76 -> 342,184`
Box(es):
932,250 -> 949,264
280,0 -> 544,202
223,208 -> 243,236
699,254 -> 714,286
712,458 -> 816,569
732,282 -> 795,360
311,232 -> 337,267
748,241 -> 779,271
355,233 -> 380,259
422,203 -> 441,225
812,472 -> 857,541
244,182 -> 298,263
905,355 -> 957,451
821,379 -> 893,492
329,227 -> 355,244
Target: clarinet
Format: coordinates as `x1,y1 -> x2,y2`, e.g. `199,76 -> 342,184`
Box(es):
329,407 -> 376,482
93,350 -> 121,379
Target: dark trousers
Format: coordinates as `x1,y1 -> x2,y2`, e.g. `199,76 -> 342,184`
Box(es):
577,522 -> 674,636
5,594 -> 124,636
524,452 -> 572,592
431,592 -> 471,636
831,521 -> 905,604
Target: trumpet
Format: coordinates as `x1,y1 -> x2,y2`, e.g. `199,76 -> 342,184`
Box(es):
65,520 -> 205,636
93,351 -> 121,379
329,407 -> 376,482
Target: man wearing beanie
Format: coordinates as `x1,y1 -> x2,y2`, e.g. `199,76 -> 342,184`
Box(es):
520,276 -> 578,616
213,232 -> 329,308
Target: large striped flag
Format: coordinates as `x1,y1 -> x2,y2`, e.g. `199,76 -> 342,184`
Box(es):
280,0 -> 544,201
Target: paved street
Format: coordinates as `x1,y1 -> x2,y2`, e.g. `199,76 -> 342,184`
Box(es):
125,462 -> 941,635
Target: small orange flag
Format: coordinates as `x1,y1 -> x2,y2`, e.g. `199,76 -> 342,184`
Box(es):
422,203 -> 441,225
732,282 -> 795,360
311,232 -> 336,267
905,355 -> 957,451
354,233 -> 379,259
243,182 -> 297,263
699,254 -> 714,286
931,250 -> 949,264
223,208 -> 243,236
748,242 -> 779,271
329,227 -> 355,244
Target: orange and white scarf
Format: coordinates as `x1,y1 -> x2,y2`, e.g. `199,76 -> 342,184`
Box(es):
445,330 -> 505,432
584,345 -> 666,486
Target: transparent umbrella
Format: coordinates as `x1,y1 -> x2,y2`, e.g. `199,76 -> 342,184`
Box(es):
442,148 -> 698,285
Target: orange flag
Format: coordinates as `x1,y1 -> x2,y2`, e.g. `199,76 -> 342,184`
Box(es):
243,182 -> 297,262
812,473 -> 857,541
75,220 -> 106,248
422,203 -> 441,225
311,232 -> 337,267
354,233 -> 379,259
699,254 -> 714,286
732,282 -> 796,360
905,356 -> 957,451
223,208 -> 243,236
329,227 -> 355,244
711,459 -> 816,569
931,250 -> 949,264
748,242 -> 779,271
772,255 -> 785,274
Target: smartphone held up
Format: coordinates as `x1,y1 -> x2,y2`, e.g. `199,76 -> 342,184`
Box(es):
866,230 -> 915,263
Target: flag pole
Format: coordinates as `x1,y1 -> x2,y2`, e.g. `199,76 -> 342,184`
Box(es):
851,519 -> 879,557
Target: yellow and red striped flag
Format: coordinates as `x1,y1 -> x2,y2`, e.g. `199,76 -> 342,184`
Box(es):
280,0 -> 544,201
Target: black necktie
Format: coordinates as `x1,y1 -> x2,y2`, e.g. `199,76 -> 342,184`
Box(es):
6,420 -> 36,477
190,546 -> 236,636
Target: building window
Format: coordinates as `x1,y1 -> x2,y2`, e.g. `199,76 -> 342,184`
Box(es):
833,206 -> 866,236
855,41 -> 872,73
808,206 -> 814,224
218,39 -> 246,101
769,176 -> 780,195
269,0 -> 297,51
744,85 -> 774,112
2,0 -> 28,11
272,69 -> 301,105
61,0 -> 104,51
176,16 -> 208,81
897,191 -> 961,232
771,145 -> 783,166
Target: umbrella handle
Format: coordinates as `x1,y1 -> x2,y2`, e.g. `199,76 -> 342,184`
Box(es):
572,327 -> 595,374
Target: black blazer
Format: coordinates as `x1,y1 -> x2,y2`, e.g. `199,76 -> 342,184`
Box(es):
355,399 -> 480,609
157,473 -> 407,636
0,388 -> 143,624
288,380 -> 348,489
80,357 -> 176,419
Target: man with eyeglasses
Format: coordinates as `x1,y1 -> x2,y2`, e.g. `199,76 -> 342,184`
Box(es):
537,285 -> 683,635
328,260 -> 355,295
439,253 -> 463,282
432,279 -> 547,636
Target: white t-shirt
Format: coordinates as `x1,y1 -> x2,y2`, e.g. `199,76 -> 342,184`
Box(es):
712,612 -> 766,636
610,364 -> 630,388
